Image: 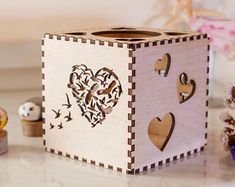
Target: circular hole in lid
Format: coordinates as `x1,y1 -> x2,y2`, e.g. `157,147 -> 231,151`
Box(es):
111,27 -> 136,30
64,32 -> 86,36
116,38 -> 145,42
92,30 -> 161,38
164,32 -> 188,36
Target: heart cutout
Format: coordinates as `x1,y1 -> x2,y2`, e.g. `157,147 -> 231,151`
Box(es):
177,73 -> 196,104
154,53 -> 171,77
148,113 -> 175,151
68,64 -> 122,127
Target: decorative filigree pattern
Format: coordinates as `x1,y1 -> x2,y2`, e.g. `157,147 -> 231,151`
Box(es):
68,64 -> 122,127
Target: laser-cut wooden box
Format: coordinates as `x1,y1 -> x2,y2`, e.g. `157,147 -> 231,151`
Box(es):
42,26 -> 209,174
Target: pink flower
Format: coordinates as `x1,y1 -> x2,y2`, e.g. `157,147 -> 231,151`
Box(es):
223,44 -> 230,51
188,18 -> 235,57
230,30 -> 235,35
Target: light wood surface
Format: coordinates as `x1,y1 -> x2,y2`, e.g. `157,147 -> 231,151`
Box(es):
42,31 -> 130,172
133,32 -> 208,172
148,113 -> 175,151
154,53 -> 171,77
177,73 -> 196,103
21,120 -> 43,137
42,26 -> 208,173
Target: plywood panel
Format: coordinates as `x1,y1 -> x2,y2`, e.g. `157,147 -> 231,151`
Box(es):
133,37 -> 208,172
43,36 -> 130,171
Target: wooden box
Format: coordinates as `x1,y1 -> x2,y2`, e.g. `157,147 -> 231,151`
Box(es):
42,26 -> 209,174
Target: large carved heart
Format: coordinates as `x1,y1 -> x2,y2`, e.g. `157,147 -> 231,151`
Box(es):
68,64 -> 122,127
177,73 -> 196,104
148,113 -> 175,151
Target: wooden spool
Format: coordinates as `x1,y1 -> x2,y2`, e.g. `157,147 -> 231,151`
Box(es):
0,130 -> 8,155
21,120 -> 43,137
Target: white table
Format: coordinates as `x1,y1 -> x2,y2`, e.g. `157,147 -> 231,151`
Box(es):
0,90 -> 235,187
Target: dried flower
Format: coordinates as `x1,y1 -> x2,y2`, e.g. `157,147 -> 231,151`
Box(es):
220,132 -> 229,147
220,132 -> 229,148
220,84 -> 235,156
220,111 -> 235,127
221,129 -> 235,151
227,129 -> 235,137
220,111 -> 232,122
224,84 -> 235,109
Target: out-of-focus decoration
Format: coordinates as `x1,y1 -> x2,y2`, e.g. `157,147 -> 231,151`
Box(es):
220,84 -> 235,160
0,107 -> 8,155
0,108 -> 8,131
176,0 -> 235,60
18,97 -> 43,137
145,0 -> 235,59
19,97 -> 42,121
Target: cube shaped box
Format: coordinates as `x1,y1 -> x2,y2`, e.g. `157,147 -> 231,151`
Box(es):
42,26 -> 209,174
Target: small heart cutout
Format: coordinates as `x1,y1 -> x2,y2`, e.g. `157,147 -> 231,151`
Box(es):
68,64 -> 122,127
154,53 -> 171,77
177,73 -> 196,104
148,113 -> 175,151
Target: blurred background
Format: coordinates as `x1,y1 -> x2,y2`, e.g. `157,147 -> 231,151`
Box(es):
0,1 -> 235,186
0,0 -> 234,96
